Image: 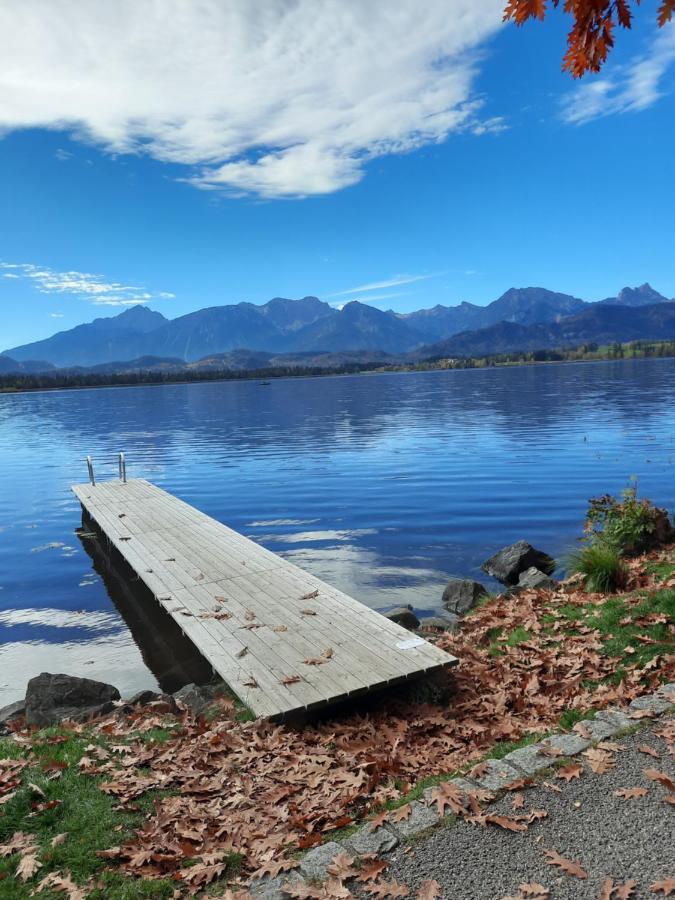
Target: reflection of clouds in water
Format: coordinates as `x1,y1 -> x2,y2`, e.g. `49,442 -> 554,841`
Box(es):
245,518 -> 320,527
0,634 -> 159,706
30,541 -> 65,553
78,575 -> 99,587
0,607 -> 119,632
256,528 -> 377,544
280,544 -> 447,611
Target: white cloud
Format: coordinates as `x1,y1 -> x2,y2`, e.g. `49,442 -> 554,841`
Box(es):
0,0 -> 504,198
0,262 -> 174,306
329,273 -> 440,297
50,312 -> 64,318
561,24 -> 675,125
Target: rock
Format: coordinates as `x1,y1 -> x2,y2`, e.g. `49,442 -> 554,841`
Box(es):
25,673 -> 120,727
383,605 -> 420,629
299,842 -> 344,881
419,614 -> 460,633
482,541 -> 555,586
126,689 -> 162,706
173,683 -> 212,715
517,567 -> 558,591
471,758 -> 521,792
346,824 -> 398,855
0,699 -> 26,735
388,799 -> 439,838
441,578 -> 488,614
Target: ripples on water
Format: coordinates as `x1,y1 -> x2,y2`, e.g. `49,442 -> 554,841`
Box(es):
1,360 -> 674,704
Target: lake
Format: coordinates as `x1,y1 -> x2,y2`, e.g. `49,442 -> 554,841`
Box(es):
1,359 -> 674,706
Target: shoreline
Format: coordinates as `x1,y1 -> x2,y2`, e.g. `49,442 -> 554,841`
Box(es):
2,342 -> 675,396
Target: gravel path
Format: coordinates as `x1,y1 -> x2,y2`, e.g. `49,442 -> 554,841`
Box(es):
376,718 -> 674,899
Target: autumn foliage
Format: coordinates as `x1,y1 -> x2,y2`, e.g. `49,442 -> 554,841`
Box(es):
503,0 -> 675,76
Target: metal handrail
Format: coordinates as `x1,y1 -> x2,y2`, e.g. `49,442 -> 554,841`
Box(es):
85,452 -> 128,486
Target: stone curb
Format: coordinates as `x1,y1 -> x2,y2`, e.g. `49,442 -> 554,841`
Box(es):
249,684 -> 675,897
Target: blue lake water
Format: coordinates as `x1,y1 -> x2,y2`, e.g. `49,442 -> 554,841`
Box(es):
1,359 -> 675,705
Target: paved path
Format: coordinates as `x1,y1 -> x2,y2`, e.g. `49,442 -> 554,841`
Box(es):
379,718 -> 674,899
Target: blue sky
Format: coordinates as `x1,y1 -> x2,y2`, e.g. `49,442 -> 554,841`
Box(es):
1,1 -> 674,349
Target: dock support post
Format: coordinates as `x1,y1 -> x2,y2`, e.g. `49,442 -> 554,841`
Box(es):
86,456 -> 95,486
118,452 -> 127,483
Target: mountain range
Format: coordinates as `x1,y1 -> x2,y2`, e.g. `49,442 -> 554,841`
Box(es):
2,283 -> 674,373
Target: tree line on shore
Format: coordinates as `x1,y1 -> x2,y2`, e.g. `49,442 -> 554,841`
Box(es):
2,339 -> 675,393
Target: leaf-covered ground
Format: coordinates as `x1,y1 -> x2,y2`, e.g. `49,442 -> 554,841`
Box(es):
1,547 -> 673,898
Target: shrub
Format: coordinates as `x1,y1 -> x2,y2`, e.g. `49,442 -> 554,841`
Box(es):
584,484 -> 673,555
568,541 -> 629,593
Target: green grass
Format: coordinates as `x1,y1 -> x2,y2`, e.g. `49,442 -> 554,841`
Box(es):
644,559 -> 675,584
558,708 -> 596,731
484,732 -> 543,760
0,729 -> 177,898
568,541 -> 628,593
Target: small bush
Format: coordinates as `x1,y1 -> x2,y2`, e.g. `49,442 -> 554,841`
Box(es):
568,541 -> 628,593
584,484 -> 673,555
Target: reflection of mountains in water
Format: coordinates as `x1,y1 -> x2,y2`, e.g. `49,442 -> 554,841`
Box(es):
8,359 -> 675,460
76,519 -> 212,694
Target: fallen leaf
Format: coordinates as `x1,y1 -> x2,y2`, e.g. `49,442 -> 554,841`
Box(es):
512,792 -> 525,810
429,782 -> 466,816
50,833 -> 69,848
416,880 -> 441,900
16,851 -> 42,881
543,848 -> 587,879
326,851 -> 357,881
300,590 -> 319,600
280,675 -> 301,686
644,769 -> 675,792
583,747 -> 614,775
300,609 -> 317,616
356,859 -> 389,882
390,804 -> 412,823
519,884 -> 549,898
557,763 -> 582,783
614,787 -> 649,800
367,811 -> 389,833
638,745 -> 661,759
650,877 -> 675,895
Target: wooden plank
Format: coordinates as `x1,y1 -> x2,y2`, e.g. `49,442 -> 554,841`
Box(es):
72,479 -> 457,719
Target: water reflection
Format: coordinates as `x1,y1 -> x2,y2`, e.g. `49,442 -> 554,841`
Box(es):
1,360 -> 675,704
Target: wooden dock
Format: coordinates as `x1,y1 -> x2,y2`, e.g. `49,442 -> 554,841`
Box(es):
72,479 -> 457,720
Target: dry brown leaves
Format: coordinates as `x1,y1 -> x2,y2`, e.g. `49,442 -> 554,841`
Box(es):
543,848 -> 587,879
650,877 -> 675,895
601,878 -> 638,899
2,551 -> 670,891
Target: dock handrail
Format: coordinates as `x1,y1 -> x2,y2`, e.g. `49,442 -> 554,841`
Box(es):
84,452 -> 127,486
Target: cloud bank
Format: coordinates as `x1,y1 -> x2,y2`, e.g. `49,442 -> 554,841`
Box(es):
0,263 -> 174,307
0,0 -> 504,198
561,24 -> 675,125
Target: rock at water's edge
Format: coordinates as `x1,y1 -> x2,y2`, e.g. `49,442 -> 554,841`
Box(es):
517,566 -> 557,590
419,614 -> 461,632
442,578 -> 488,614
482,540 -> 555,586
25,673 -> 120,727
383,605 -> 420,630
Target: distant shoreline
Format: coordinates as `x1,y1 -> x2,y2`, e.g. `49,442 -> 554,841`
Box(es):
2,339 -> 675,395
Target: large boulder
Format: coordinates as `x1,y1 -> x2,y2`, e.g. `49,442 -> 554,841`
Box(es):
517,566 -> 557,591
442,578 -> 488,615
383,605 -> 420,630
25,673 -> 120,727
482,541 -> 555,586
